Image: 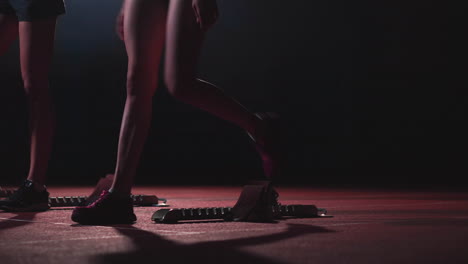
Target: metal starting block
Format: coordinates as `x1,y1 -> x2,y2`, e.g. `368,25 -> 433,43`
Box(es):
1,174 -> 169,208
152,181 -> 331,223
152,205 -> 331,223
48,194 -> 167,207
0,192 -> 167,207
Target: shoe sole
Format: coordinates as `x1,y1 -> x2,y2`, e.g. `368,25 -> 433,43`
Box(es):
0,203 -> 50,212
71,212 -> 137,225
71,218 -> 137,225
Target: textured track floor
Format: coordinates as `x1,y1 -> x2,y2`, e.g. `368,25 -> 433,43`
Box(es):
1,186 -> 468,264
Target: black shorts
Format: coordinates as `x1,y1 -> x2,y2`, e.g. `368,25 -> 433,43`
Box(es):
0,0 -> 65,21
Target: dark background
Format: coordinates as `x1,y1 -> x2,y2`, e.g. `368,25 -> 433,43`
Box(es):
0,0 -> 466,188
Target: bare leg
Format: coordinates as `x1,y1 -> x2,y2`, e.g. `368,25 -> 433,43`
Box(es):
0,14 -> 18,55
19,18 -> 57,188
164,1 -> 260,138
165,1 -> 281,179
110,0 -> 168,195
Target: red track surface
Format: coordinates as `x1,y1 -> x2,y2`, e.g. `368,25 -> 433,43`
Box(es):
1,186 -> 468,264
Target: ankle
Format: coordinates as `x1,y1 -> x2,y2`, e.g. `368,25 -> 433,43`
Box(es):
25,180 -> 47,192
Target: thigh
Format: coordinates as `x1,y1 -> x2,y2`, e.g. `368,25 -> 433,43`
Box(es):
18,18 -> 57,87
164,0 -> 205,83
124,0 -> 168,78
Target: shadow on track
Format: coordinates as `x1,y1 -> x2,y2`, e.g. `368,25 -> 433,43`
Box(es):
94,223 -> 334,264
0,212 -> 40,231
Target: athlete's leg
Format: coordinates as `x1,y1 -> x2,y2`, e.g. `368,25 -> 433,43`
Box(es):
19,18 -> 57,188
164,1 -> 260,138
165,1 -> 281,179
110,0 -> 168,195
0,14 -> 18,55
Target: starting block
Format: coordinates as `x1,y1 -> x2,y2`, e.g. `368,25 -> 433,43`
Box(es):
152,181 -> 331,223
47,194 -> 165,207
81,174 -> 167,207
0,174 -> 169,208
152,204 -> 330,223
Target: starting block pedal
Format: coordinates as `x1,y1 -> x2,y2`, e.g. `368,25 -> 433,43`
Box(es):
152,205 -> 330,223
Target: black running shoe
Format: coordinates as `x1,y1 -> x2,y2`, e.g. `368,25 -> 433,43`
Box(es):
71,190 -> 136,225
0,180 -> 50,212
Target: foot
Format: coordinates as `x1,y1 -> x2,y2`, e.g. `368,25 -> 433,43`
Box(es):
71,190 -> 136,225
0,180 -> 50,212
248,112 -> 284,179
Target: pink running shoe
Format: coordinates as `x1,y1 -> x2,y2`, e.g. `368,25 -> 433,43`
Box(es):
71,190 -> 136,225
